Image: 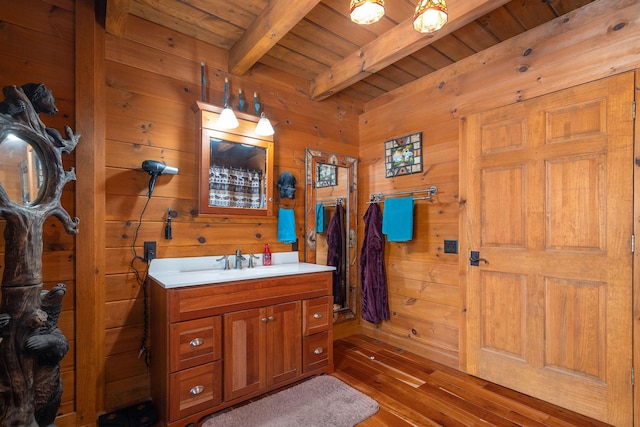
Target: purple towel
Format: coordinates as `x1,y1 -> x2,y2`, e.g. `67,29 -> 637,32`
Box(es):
359,203 -> 389,324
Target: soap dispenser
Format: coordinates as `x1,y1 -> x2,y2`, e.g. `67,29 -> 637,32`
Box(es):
263,244 -> 272,266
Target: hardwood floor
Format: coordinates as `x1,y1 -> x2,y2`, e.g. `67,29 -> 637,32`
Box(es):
334,335 -> 612,427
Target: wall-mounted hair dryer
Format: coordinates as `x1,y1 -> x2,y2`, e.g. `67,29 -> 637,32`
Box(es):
142,160 -> 178,198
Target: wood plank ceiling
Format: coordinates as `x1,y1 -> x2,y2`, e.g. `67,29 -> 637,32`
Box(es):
106,0 -> 595,104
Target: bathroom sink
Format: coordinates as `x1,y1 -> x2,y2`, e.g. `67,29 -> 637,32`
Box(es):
148,252 -> 335,289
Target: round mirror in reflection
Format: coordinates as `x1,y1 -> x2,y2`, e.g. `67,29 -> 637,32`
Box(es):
0,132 -> 45,205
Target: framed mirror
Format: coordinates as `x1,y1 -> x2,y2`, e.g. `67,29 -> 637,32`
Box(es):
304,149 -> 357,323
0,132 -> 45,206
195,101 -> 274,217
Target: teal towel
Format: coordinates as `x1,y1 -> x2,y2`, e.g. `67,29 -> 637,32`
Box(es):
278,208 -> 297,243
316,204 -> 325,233
382,197 -> 414,242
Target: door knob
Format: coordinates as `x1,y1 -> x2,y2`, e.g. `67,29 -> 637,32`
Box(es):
469,250 -> 488,266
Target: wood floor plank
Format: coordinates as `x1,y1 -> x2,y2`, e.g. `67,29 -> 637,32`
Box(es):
333,335 -> 613,427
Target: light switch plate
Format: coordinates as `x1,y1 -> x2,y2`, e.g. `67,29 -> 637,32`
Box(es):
444,239 -> 458,254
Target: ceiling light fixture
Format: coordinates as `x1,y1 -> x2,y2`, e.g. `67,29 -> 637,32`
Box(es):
413,0 -> 448,33
350,0 -> 385,25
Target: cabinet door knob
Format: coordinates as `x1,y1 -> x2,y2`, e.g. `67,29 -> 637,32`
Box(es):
189,338 -> 204,347
313,312 -> 322,319
268,315 -> 275,321
313,347 -> 324,355
190,385 -> 204,395
261,317 -> 268,323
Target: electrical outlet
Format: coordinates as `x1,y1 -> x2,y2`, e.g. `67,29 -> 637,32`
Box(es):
144,241 -> 156,262
444,239 -> 458,254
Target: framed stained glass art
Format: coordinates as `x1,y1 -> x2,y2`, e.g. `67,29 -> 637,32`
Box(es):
316,164 -> 337,188
384,132 -> 422,177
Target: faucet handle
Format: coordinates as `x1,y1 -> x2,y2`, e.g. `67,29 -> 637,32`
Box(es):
248,254 -> 259,268
216,255 -> 230,270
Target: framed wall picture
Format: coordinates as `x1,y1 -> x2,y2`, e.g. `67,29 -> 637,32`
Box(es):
384,132 -> 422,177
316,164 -> 337,187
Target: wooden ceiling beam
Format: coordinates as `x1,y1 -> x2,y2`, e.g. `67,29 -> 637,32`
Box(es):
229,0 -> 323,75
105,0 -> 132,37
310,0 -> 512,101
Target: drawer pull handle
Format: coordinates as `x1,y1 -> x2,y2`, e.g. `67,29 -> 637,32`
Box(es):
314,347 -> 324,355
190,385 -> 204,395
261,317 -> 268,323
268,316 -> 275,321
189,338 -> 204,347
313,313 -> 322,319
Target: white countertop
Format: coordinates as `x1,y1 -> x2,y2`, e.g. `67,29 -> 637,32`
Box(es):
148,251 -> 335,289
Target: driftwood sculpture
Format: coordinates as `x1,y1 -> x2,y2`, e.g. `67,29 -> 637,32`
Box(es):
0,84 -> 79,426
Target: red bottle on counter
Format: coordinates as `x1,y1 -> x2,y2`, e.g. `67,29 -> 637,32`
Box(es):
263,244 -> 272,266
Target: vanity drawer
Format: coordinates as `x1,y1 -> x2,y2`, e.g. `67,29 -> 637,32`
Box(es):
169,361 -> 222,422
302,330 -> 333,373
302,296 -> 332,336
170,316 -> 222,372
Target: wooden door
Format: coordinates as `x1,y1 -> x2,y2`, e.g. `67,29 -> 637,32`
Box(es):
266,302 -> 302,386
460,73 -> 634,425
223,308 -> 266,401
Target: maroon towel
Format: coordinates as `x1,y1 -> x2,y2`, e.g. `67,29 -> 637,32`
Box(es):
326,204 -> 344,306
359,204 -> 389,323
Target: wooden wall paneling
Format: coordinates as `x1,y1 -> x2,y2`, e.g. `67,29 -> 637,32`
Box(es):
2,30 -> 74,71
105,325 -> 144,356
105,274 -> 142,303
0,0 -> 78,424
99,8 -> 360,411
365,0 -> 640,113
634,69 -> 640,427
1,0 -> 74,42
104,373 -> 151,410
75,0 -> 106,423
358,0 -> 640,370
105,140 -> 197,173
105,349 -> 149,383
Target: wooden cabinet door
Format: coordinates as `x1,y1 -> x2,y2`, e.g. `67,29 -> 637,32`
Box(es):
223,308 -> 266,401
266,301 -> 301,386
461,73 -> 633,425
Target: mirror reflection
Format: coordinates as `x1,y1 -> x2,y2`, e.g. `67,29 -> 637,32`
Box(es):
208,138 -> 267,209
305,149 -> 357,322
0,133 -> 44,205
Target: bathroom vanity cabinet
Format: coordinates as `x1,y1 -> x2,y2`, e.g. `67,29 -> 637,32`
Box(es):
149,271 -> 334,427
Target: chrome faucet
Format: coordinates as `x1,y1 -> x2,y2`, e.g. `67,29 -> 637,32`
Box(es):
248,253 -> 259,268
235,248 -> 246,269
217,254 -> 230,270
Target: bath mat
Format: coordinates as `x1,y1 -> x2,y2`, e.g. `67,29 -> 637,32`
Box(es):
201,375 -> 379,427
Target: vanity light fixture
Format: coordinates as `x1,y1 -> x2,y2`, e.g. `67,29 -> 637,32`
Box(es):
413,0 -> 448,33
255,112 -> 275,136
216,77 -> 239,129
217,105 -> 239,129
350,0 -> 385,25
253,92 -> 274,136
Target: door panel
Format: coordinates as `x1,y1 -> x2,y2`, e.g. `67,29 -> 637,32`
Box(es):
461,73 -> 634,426
223,308 -> 266,401
266,302 -> 301,386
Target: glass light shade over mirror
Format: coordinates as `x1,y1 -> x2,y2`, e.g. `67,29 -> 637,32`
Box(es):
413,0 -> 448,33
255,113 -> 274,136
350,0 -> 385,25
217,106 -> 239,129
0,133 -> 44,206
